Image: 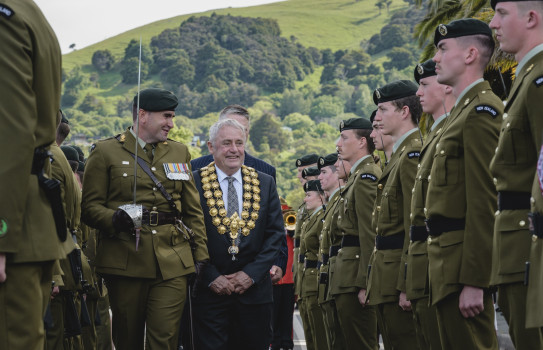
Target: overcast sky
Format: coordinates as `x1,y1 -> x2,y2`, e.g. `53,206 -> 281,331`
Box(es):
34,0 -> 284,53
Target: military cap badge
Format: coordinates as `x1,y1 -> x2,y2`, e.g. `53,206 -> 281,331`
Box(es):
296,159 -> 302,167
340,121 -> 345,130
375,89 -> 381,100
438,24 -> 447,36
320,158 -> 325,165
417,64 -> 424,75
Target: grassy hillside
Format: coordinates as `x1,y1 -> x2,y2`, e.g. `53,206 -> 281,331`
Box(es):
63,0 -> 408,71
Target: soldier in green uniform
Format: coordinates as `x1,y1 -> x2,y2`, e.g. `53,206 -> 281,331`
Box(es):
316,153 -> 347,350
370,110 -> 395,169
407,59 -> 455,350
300,180 -> 328,350
293,154 -> 319,350
425,19 -> 503,349
489,1 -> 543,347
528,169 -> 543,330
366,80 -> 422,350
332,117 -> 381,350
0,1 -> 66,349
81,88 -> 209,350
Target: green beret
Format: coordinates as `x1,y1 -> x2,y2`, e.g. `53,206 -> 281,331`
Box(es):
370,110 -> 377,123
302,166 -> 320,179
77,161 -> 85,173
491,0 -> 535,9
433,19 -> 493,47
133,88 -> 178,111
304,179 -> 323,193
373,80 -> 418,105
339,117 -> 372,132
296,154 -> 319,168
71,145 -> 85,162
318,153 -> 338,170
60,146 -> 79,163
414,59 -> 437,84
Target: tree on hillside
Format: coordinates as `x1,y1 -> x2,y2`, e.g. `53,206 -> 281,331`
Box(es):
92,49 -> 115,71
250,113 -> 288,151
123,39 -> 153,64
121,57 -> 149,84
383,47 -> 416,70
375,0 -> 385,15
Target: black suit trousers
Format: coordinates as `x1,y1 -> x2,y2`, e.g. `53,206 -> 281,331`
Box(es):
193,293 -> 272,350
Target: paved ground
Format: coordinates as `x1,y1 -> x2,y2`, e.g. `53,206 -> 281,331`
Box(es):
293,305 -> 515,350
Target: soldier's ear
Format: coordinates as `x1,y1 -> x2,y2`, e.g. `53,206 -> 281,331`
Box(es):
444,85 -> 453,95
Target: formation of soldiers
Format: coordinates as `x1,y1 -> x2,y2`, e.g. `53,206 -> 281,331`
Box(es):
292,12 -> 543,350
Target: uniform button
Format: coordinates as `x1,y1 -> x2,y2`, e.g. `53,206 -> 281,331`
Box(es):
428,175 -> 431,181
464,98 -> 470,105
427,237 -> 432,244
153,187 -> 157,191
418,175 -> 422,180
503,113 -> 508,120
153,206 -> 157,211
424,208 -> 427,215
440,150 -> 445,155
123,173 -> 128,177
152,230 -> 157,234
341,198 -> 344,201
482,90 -> 486,94
409,213 -> 413,219
531,197 -> 536,204
151,167 -> 156,171
377,206 -> 381,212
378,184 -> 383,190
533,235 -> 538,242
384,192 -> 388,196
493,178 -> 498,185
495,147 -> 499,154
338,248 -> 342,253
495,210 -> 500,216
355,255 -> 360,259
417,164 -> 421,168
338,215 -> 341,220
342,232 -> 345,236
520,220 -> 526,227
376,227 -> 379,233
412,188 -> 415,193
506,122 -> 510,128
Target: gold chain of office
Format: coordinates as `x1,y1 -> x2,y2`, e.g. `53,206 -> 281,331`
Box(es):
200,162 -> 261,242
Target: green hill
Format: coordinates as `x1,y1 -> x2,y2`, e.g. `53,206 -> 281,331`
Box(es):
63,0 -> 408,71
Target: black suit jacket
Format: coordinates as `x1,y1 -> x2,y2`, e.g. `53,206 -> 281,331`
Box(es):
193,168 -> 284,304
191,152 -> 276,182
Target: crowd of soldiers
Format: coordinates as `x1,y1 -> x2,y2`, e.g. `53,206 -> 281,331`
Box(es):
292,10 -> 543,350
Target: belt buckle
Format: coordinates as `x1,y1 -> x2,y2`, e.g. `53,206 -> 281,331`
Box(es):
149,211 -> 159,226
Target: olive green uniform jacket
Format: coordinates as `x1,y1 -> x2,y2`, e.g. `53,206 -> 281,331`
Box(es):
293,204 -> 307,297
301,207 -> 324,298
81,129 -> 209,280
426,80 -> 502,304
527,175 -> 543,328
367,130 -> 421,305
0,0 -> 64,263
318,189 -> 341,304
490,48 -> 543,286
407,117 -> 447,300
331,156 -> 381,296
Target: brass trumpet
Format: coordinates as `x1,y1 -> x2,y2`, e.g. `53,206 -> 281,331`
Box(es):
283,210 -> 296,231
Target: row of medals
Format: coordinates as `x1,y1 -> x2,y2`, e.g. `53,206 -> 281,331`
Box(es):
200,162 -> 261,257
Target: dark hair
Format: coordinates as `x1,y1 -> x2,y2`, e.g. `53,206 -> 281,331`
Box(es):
391,95 -> 422,126
460,34 -> 495,69
353,129 -> 376,154
219,105 -> 250,121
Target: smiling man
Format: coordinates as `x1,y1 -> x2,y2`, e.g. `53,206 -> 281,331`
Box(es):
489,0 -> 543,346
82,88 -> 209,350
191,118 -> 283,350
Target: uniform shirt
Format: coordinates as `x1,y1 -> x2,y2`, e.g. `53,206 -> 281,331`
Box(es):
490,45 -> 543,285
425,80 -> 502,304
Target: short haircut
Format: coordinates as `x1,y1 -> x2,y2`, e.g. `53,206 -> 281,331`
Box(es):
219,105 -> 250,125
517,1 -> 543,17
352,129 -> 376,154
327,164 -> 338,173
391,95 -> 422,127
209,118 -> 246,147
459,34 -> 495,69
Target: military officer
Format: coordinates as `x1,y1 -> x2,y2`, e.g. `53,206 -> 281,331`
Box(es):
489,0 -> 543,346
407,59 -> 455,350
316,153 -> 347,350
425,19 -> 503,349
81,88 -> 209,350
332,117 -> 380,350
0,1 -> 66,349
299,180 -> 328,350
366,80 -> 422,350
293,154 -> 319,350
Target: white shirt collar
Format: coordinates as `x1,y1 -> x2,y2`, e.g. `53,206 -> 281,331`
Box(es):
215,166 -> 243,185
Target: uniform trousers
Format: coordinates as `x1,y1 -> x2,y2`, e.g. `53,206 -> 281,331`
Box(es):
411,297 -> 441,350
335,292 -> 378,350
95,294 -> 112,350
376,301 -> 418,350
0,260 -> 54,350
498,282 -> 543,349
271,283 -> 295,349
192,293 -> 272,350
320,299 -> 346,350
104,274 -> 187,350
298,298 -> 315,350
435,291 -> 497,350
304,294 -> 327,350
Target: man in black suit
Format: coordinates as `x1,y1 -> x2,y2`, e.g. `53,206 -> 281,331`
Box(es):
192,118 -> 284,350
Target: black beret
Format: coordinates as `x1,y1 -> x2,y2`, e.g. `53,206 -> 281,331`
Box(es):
304,179 -> 323,193
433,19 -> 493,47
296,154 -> 319,168
61,146 -> 79,163
339,117 -> 373,132
318,153 -> 339,170
302,166 -> 320,179
370,110 -> 377,123
414,59 -> 437,84
134,88 -> 178,111
71,145 -> 85,162
77,161 -> 85,173
373,80 -> 419,105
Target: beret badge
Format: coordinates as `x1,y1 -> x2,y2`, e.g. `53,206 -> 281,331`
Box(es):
417,64 -> 424,75
438,24 -> 448,36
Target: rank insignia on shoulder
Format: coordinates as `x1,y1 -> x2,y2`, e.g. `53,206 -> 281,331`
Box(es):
164,163 -> 191,180
407,151 -> 420,159
0,4 -> 14,19
475,105 -> 498,118
534,76 -> 543,87
90,144 -> 96,152
360,173 -> 377,182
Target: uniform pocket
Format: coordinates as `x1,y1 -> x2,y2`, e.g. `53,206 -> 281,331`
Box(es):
379,250 -> 402,296
382,186 -> 399,222
495,210 -> 531,275
336,247 -> 360,288
500,113 -> 534,165
433,141 -> 463,186
110,166 -> 141,196
438,229 -> 464,284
